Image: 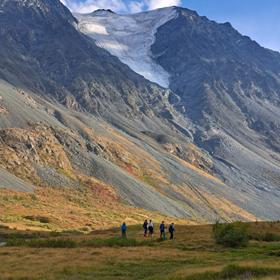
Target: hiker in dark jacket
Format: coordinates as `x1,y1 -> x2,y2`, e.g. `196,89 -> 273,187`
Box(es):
121,222 -> 127,239
159,221 -> 166,239
143,219 -> 148,237
169,223 -> 175,240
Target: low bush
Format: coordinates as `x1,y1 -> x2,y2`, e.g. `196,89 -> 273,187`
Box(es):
213,222 -> 249,247
6,238 -> 77,248
24,216 -> 50,224
83,237 -> 142,247
269,251 -> 280,256
1,231 -> 60,240
250,232 -> 280,242
6,236 -> 155,248
186,264 -> 280,280
0,225 -> 9,230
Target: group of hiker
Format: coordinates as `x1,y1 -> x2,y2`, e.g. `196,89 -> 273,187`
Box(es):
121,220 -> 175,240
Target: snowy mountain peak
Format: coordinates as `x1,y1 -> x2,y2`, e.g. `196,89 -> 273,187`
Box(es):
90,9 -> 115,16
76,7 -> 179,88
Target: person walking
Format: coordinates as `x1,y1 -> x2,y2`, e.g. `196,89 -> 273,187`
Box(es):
147,220 -> 154,238
159,221 -> 166,239
169,223 -> 175,240
121,222 -> 127,239
143,219 -> 148,237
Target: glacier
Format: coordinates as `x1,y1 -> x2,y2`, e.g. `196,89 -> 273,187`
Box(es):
76,8 -> 178,88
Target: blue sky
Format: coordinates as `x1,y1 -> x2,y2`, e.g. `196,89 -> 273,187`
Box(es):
61,0 -> 280,52
185,0 -> 280,52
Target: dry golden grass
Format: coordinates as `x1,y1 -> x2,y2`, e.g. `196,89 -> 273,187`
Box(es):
0,186 -> 191,232
0,222 -> 280,280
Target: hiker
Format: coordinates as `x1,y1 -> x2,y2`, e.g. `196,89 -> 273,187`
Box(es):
143,219 -> 148,237
147,219 -> 154,238
121,222 -> 127,239
159,221 -> 166,239
169,223 -> 175,240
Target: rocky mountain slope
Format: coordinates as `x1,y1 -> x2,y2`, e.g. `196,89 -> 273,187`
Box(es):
78,7 -> 280,220
0,0 -> 279,230
151,7 -> 280,219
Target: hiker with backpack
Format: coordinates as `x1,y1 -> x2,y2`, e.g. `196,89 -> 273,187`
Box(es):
169,223 -> 175,240
121,222 -> 127,239
143,219 -> 148,237
147,220 -> 154,238
159,221 -> 166,239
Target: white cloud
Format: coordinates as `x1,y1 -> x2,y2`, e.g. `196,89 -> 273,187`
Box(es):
60,0 -> 182,14
146,0 -> 182,10
62,0 -> 127,14
128,1 -> 146,13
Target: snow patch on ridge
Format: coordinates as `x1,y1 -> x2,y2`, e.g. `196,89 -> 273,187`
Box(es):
76,8 -> 178,88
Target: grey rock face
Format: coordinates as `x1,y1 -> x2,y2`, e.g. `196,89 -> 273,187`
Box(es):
151,7 -> 280,219
0,0 -> 171,119
0,168 -> 34,192
0,2 -> 279,221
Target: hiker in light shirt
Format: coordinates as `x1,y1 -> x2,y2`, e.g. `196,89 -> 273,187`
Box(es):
147,220 -> 154,238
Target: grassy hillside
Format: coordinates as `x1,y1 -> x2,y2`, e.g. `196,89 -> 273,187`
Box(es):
1,222 -> 280,279
0,187 -> 190,232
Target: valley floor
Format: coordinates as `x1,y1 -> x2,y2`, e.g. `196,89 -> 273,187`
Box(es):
1,223 -> 280,279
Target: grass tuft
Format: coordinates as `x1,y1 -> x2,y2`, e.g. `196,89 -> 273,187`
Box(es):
6,238 -> 77,248
82,237 -> 154,248
250,232 -> 280,242
186,264 -> 280,280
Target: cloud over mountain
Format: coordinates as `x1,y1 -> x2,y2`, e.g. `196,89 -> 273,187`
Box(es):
60,0 -> 182,13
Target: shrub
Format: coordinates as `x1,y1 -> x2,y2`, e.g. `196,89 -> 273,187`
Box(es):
83,237 -> 140,247
24,216 -> 50,224
213,222 -> 249,247
186,265 -> 280,280
250,232 -> 280,242
30,239 -> 77,248
0,224 -> 9,230
220,264 -> 280,279
6,238 -> 77,248
261,232 -> 280,242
